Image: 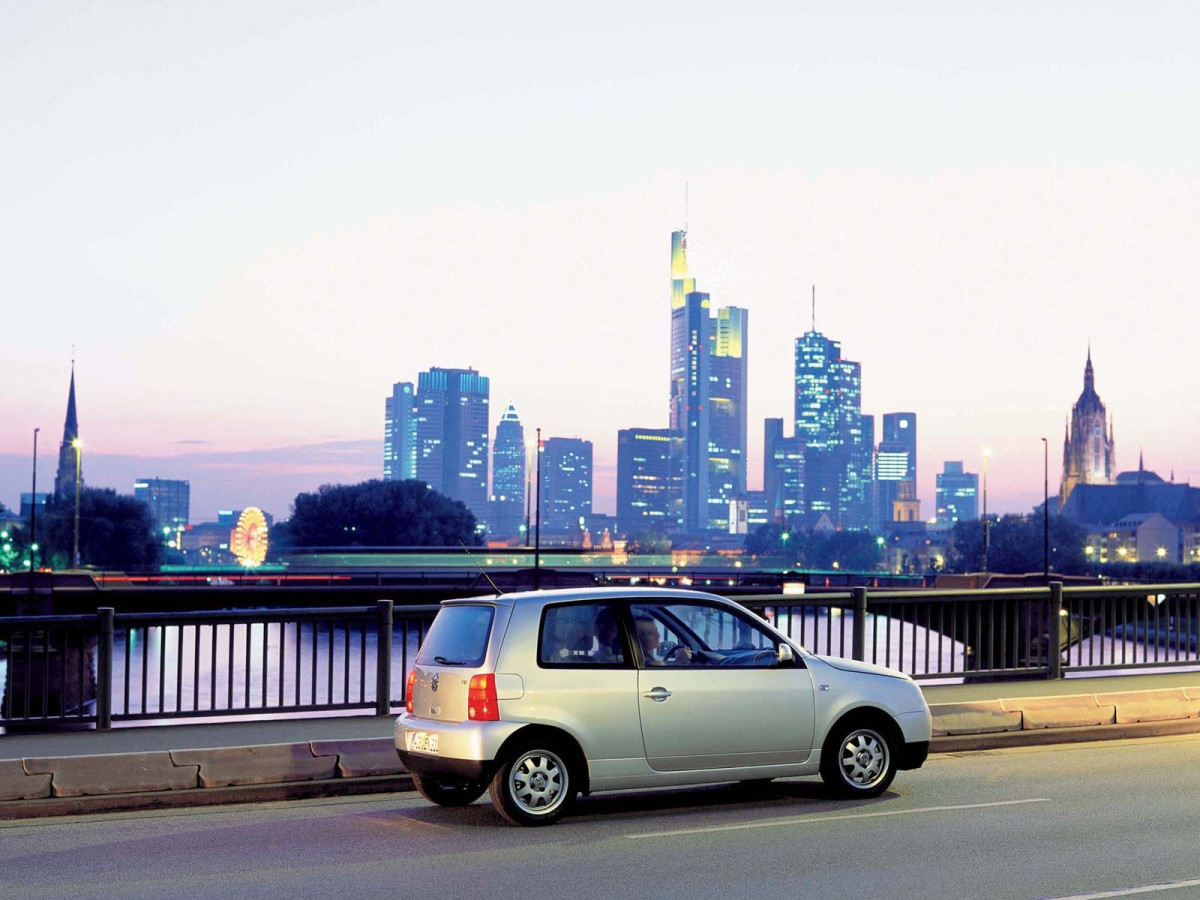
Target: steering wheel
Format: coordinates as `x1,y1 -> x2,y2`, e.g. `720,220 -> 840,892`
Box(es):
661,642 -> 692,664
752,648 -> 778,667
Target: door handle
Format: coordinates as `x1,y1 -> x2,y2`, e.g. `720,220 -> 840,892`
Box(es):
643,687 -> 672,702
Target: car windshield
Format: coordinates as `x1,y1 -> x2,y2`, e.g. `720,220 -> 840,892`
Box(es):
416,605 -> 495,668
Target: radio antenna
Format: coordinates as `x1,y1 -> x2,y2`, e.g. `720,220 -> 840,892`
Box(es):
458,540 -> 504,595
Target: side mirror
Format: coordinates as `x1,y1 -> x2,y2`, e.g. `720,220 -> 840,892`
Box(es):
777,643 -> 795,666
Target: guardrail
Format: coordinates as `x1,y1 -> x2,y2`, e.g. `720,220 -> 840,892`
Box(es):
1,601 -> 439,730
3,582 -> 1199,731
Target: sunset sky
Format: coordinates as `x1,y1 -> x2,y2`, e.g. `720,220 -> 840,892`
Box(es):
3,2 -> 1198,522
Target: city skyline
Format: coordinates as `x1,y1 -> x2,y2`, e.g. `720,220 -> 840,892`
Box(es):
4,4 -> 1199,521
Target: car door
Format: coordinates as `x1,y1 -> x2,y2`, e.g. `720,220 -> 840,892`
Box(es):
631,600 -> 816,772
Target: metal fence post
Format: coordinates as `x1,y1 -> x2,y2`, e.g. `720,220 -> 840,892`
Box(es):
852,587 -> 868,661
376,600 -> 394,716
1048,582 -> 1063,680
97,607 -> 114,730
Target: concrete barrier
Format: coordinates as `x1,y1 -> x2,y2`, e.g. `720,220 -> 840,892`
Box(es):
309,738 -> 405,777
170,743 -> 337,788
930,700 -> 1023,735
1000,695 -> 1116,729
23,752 -> 198,797
1094,688 -> 1200,724
0,760 -> 52,801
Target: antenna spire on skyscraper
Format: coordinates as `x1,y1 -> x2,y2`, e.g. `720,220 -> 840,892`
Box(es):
811,285 -> 816,333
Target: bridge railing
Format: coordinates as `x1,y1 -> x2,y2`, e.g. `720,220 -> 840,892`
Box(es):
4,583 -> 1200,731
1,601 -> 439,731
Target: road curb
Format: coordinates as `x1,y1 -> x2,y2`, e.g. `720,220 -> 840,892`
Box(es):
931,716 -> 1200,753
0,774 -> 415,821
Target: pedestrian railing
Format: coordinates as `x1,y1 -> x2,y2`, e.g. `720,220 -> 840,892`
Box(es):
1,601 -> 439,730
3,583 -> 1200,731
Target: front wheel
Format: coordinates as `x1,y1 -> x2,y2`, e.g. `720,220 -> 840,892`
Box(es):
412,774 -> 487,807
820,720 -> 898,798
489,742 -> 576,826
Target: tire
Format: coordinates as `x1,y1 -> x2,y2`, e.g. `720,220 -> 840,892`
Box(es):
488,740 -> 577,826
820,718 -> 899,798
412,774 -> 487,807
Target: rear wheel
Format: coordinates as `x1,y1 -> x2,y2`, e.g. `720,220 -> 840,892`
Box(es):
412,774 -> 487,807
489,741 -> 576,826
820,719 -> 898,798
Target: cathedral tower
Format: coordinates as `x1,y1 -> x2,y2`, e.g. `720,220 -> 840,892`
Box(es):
53,362 -> 82,501
1059,347 -> 1115,506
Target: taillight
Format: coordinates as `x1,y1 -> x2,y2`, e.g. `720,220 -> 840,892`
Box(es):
468,673 -> 500,721
405,669 -> 416,714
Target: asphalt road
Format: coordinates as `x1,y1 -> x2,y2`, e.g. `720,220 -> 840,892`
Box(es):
3,735 -> 1200,900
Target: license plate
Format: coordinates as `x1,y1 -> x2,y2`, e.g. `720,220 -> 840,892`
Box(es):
407,730 -> 439,754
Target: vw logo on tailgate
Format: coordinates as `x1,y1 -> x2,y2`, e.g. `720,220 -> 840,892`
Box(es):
430,673 -> 439,692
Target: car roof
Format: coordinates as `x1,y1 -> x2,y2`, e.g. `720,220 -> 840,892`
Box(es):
441,586 -> 733,609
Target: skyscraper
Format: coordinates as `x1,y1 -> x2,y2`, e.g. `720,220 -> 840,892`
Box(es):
1060,348 -> 1115,507
616,428 -> 679,535
707,306 -> 749,527
794,325 -> 870,528
874,412 -> 917,529
53,363 -> 82,501
667,230 -> 750,532
763,417 -> 804,524
490,401 -> 526,540
415,367 -> 490,527
936,461 -> 979,525
133,478 -> 191,530
539,437 -> 593,539
383,382 -> 417,482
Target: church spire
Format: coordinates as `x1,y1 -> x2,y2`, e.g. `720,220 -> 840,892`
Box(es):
1083,344 -> 1095,394
54,361 -> 82,501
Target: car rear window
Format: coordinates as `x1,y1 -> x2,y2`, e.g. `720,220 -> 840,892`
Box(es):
416,605 -> 495,668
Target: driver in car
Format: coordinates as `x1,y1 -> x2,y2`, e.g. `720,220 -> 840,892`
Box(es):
635,615 -> 694,665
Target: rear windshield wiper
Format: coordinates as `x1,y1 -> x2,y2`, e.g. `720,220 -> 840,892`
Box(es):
433,655 -> 466,666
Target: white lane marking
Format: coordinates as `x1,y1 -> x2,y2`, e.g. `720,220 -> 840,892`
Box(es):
626,797 -> 1051,839
1041,878 -> 1200,899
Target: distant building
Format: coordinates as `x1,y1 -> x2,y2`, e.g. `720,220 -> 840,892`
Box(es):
415,367 -> 490,527
1060,348 -> 1115,507
874,413 -> 916,530
19,493 -> 50,519
795,325 -> 870,529
936,461 -> 979,525
490,401 -> 526,540
707,306 -> 749,527
763,418 -> 804,524
133,478 -> 191,530
667,230 -> 750,532
616,428 -> 679,536
1060,458 -> 1200,556
1084,512 -> 1180,564
383,382 -> 417,482
53,363 -> 82,501
539,437 -> 593,540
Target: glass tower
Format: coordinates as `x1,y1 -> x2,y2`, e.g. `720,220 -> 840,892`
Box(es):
490,401 -> 526,540
415,367 -> 490,527
384,381 -> 417,481
794,330 -> 871,528
617,427 -> 680,535
539,437 -> 593,539
936,460 -> 979,525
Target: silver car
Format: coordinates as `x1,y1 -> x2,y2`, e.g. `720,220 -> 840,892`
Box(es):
395,587 -> 931,826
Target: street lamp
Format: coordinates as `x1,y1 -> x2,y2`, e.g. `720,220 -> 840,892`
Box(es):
29,427 -> 39,584
71,438 -> 83,567
982,448 -> 992,574
1040,437 -> 1049,579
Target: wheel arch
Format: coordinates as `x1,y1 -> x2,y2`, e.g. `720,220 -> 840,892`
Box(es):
823,704 -> 903,750
495,724 -> 591,796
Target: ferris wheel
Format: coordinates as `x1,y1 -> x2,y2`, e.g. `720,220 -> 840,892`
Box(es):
231,507 -> 269,566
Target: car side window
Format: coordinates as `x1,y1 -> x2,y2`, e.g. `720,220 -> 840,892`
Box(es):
631,602 -> 781,668
539,602 -> 627,667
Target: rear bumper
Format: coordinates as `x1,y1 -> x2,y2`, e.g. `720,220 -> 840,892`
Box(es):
398,751 -> 493,783
896,740 -> 930,770
394,713 -> 524,781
